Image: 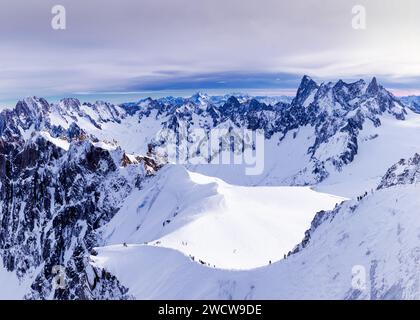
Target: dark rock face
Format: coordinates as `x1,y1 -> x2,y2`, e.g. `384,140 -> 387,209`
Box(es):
131,76 -> 406,184
293,75 -> 319,106
0,101 -> 152,299
288,209 -> 333,256
378,153 -> 420,189
0,136 -> 139,299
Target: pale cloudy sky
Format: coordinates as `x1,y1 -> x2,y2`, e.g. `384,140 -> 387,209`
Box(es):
0,0 -> 420,103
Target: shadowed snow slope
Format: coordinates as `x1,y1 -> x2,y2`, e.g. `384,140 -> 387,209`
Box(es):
100,165 -> 344,269
93,183 -> 420,299
315,112 -> 420,197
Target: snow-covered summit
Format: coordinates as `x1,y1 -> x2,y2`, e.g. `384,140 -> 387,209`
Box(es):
378,153 -> 420,189
1,76 -> 420,299
92,154 -> 420,299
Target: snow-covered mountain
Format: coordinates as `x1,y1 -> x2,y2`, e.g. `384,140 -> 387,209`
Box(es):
99,165 -> 344,270
5,76 -> 410,191
92,154 -> 420,299
1,76 -> 420,299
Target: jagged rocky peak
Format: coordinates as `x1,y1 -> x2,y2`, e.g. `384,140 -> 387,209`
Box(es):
15,96 -> 50,118
366,76 -> 380,95
66,122 -> 87,141
333,79 -> 366,99
90,100 -> 125,123
189,92 -> 210,104
378,153 -> 420,189
362,76 -> 391,98
58,97 -> 82,112
8,96 -> 52,132
247,98 -> 266,111
226,95 -> 241,106
220,96 -> 241,116
301,76 -> 405,119
300,75 -> 318,90
293,75 -> 319,106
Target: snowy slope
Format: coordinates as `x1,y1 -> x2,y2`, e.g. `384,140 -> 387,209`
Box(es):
316,110 -> 420,197
186,125 -> 317,187
100,165 -> 344,269
93,178 -> 420,299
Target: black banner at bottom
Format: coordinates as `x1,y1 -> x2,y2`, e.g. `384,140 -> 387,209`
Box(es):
0,299 -> 415,319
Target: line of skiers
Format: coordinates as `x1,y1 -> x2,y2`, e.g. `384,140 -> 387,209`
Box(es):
357,191 -> 369,201
188,255 -> 216,268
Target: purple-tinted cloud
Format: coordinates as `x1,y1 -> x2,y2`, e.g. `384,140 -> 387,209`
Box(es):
0,0 -> 419,102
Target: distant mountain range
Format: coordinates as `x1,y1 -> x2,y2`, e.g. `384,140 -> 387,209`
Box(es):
1,76 -> 420,299
400,95 -> 420,113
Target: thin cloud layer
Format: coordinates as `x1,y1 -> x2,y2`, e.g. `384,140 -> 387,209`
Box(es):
0,0 -> 420,101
